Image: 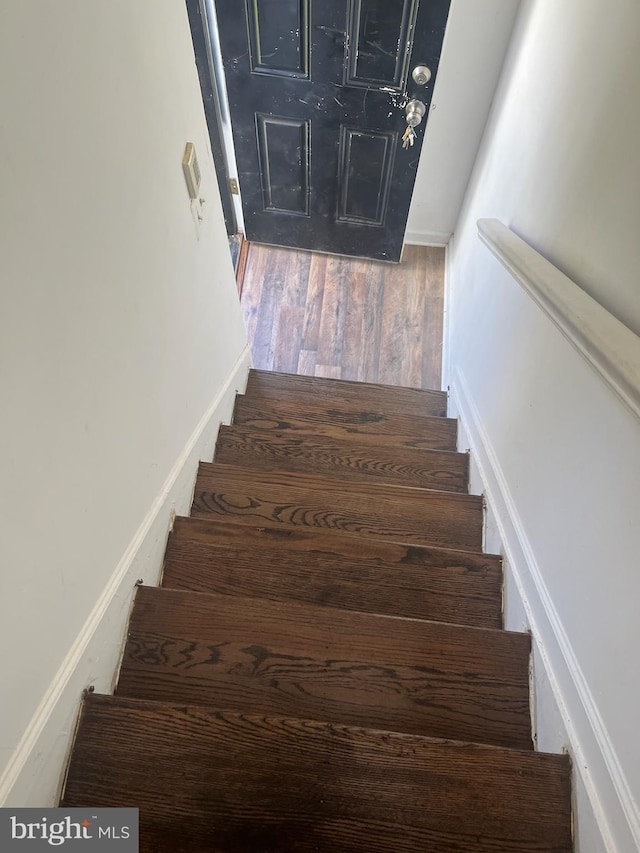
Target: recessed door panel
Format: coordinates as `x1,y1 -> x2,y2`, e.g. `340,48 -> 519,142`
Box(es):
257,115 -> 310,216
337,127 -> 396,226
346,0 -> 419,89
246,0 -> 309,77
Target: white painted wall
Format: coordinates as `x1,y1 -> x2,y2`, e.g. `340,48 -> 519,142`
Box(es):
405,0 -> 522,246
0,0 -> 249,806
446,0 -> 640,849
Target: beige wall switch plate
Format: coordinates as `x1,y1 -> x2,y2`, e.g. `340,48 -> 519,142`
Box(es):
182,142 -> 201,199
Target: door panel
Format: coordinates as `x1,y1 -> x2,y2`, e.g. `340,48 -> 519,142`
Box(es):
346,0 -> 418,89
215,0 -> 451,261
257,115 -> 310,216
247,0 -> 310,77
337,128 -> 396,225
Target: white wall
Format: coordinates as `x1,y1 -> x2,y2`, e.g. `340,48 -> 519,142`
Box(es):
0,0 -> 249,805
405,0 -> 521,246
446,0 -> 640,849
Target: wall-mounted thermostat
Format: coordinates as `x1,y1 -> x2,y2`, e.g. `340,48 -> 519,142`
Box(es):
182,142 -> 201,199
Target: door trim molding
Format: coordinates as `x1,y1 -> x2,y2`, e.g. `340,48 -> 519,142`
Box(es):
202,0 -> 245,233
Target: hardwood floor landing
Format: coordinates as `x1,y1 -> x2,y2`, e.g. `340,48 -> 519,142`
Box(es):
240,244 -> 445,389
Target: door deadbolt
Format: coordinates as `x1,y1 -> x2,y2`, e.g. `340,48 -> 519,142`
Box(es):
412,65 -> 432,86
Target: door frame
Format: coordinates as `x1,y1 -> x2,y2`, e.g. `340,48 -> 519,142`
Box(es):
186,0 -> 244,235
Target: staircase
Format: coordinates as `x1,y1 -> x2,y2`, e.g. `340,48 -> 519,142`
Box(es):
61,370 -> 573,852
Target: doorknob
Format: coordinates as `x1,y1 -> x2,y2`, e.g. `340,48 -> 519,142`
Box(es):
405,99 -> 426,128
412,65 -> 432,86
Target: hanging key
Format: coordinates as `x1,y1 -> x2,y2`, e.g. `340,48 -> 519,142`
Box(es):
402,124 -> 417,149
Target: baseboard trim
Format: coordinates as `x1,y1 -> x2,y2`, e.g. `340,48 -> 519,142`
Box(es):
451,365 -> 639,853
441,234 -> 454,392
404,229 -> 451,247
0,345 -> 251,807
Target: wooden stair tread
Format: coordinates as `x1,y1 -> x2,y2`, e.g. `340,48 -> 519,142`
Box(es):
192,462 -> 484,551
215,424 -> 469,491
233,396 -> 458,451
246,369 -> 448,417
163,517 -> 502,628
62,694 -> 572,853
117,587 -> 531,750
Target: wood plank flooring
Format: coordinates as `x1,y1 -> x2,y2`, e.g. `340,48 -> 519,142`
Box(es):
240,244 -> 445,388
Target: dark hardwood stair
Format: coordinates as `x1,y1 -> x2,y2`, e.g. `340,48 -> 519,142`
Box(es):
62,370 -> 572,851
62,694 -> 572,853
192,462 -> 484,551
116,585 -> 532,749
215,423 -> 469,491
162,516 -> 503,628
233,395 -> 458,450
246,369 -> 448,417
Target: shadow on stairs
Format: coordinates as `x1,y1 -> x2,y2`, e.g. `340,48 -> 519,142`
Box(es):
61,369 -> 573,852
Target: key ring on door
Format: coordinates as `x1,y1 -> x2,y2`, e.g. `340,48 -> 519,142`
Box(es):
402,125 -> 417,149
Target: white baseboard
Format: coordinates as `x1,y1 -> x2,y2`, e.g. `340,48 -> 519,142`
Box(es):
404,229 -> 451,247
449,366 -> 639,853
0,346 -> 251,808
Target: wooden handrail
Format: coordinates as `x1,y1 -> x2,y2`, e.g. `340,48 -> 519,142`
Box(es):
477,218 -> 640,422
